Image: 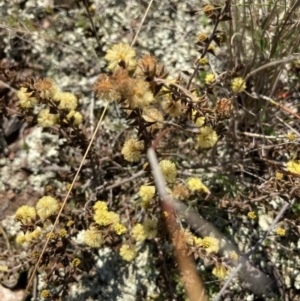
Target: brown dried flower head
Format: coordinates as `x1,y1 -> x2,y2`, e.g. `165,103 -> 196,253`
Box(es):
34,78 -> 59,99
172,183 -> 189,200
138,54 -> 157,77
215,98 -> 233,119
93,74 -> 120,102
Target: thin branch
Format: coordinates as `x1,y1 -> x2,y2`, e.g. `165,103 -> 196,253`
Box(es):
131,0 -> 154,47
186,0 -> 231,89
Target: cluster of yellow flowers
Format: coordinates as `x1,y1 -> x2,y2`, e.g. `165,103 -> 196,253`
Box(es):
132,219 -> 158,242
14,196 -> 60,245
119,219 -> 158,262
15,229 -> 41,245
93,44 -> 155,111
138,176 -> 209,206
205,73 -> 215,85
83,201 -> 126,249
15,196 -> 59,224
17,87 -> 38,109
17,78 -> 83,127
275,172 -> 283,180
95,43 -> 219,177
93,201 -> 125,231
162,95 -> 183,117
181,230 -> 220,254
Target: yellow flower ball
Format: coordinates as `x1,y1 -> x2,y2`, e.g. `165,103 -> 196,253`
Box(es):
127,79 -> 154,109
187,177 -> 209,193
162,97 -> 182,117
71,258 -> 81,267
287,160 -> 300,175
37,108 -> 58,128
231,77 -> 246,93
276,228 -> 286,236
105,43 -> 137,71
198,33 -> 208,42
247,211 -> 256,219
16,234 -> 26,245
199,57 -> 208,65
159,160 -> 177,183
212,264 -> 229,279
121,138 -> 144,162
94,210 -> 119,226
119,244 -> 137,262
205,73 -> 215,85
59,229 -> 67,237
201,236 -> 220,254
196,126 -> 218,149
17,87 -> 38,109
143,219 -> 158,239
286,133 -> 296,141
132,223 -> 147,242
56,92 -> 78,111
113,223 -> 127,235
139,185 -> 155,203
36,196 -> 59,219
40,290 -> 50,298
84,228 -> 103,248
229,251 -> 239,261
15,205 -> 36,225
93,201 -> 108,212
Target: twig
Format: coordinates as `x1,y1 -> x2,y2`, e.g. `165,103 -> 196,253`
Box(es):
82,0 -> 102,52
186,0 -> 231,89
96,170 -> 145,191
0,79 -> 17,93
213,263 -> 242,301
131,0 -> 154,47
246,91 -> 300,120
245,200 -> 293,257
214,199 -> 293,301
